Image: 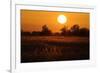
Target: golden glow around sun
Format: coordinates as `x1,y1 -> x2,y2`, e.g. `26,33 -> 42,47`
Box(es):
57,15 -> 67,24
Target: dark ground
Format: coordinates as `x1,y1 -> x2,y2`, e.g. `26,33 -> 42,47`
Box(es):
21,36 -> 89,63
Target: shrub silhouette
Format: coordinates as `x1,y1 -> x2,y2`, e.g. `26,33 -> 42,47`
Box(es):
21,24 -> 89,37
41,25 -> 52,35
79,28 -> 89,36
21,31 -> 31,36
71,24 -> 80,36
31,31 -> 41,36
60,26 -> 68,36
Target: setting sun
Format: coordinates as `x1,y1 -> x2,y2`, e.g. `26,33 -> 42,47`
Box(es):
21,10 -> 89,32
57,15 -> 67,24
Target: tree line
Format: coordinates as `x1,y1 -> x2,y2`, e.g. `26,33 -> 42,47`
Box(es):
21,24 -> 89,37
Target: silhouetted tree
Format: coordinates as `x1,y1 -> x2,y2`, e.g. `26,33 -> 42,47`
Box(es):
79,28 -> 89,37
60,26 -> 68,36
41,25 -> 52,35
71,24 -> 80,36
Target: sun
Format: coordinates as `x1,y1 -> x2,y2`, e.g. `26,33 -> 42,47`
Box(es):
57,15 -> 67,24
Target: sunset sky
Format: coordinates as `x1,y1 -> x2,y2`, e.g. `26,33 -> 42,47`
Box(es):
21,10 -> 90,33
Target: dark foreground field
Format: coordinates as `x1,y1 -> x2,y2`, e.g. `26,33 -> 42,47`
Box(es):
21,36 -> 89,63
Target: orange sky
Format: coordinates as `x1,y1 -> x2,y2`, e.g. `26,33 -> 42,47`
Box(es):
21,10 -> 90,33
